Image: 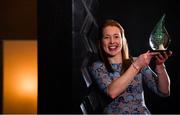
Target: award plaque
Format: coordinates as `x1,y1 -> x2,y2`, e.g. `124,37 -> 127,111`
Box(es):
149,14 -> 171,54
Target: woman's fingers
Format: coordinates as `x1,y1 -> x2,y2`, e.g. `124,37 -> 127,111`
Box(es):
168,50 -> 173,56
139,50 -> 173,66
147,52 -> 159,58
155,51 -> 173,65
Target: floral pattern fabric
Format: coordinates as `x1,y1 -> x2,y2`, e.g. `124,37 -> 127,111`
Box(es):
90,60 -> 167,114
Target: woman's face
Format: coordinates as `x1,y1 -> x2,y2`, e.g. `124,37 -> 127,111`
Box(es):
101,26 -> 122,57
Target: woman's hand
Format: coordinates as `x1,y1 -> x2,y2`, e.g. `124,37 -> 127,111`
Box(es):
155,51 -> 172,65
135,51 -> 159,68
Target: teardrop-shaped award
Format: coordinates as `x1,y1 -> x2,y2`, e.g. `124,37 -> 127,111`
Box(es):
149,14 -> 171,53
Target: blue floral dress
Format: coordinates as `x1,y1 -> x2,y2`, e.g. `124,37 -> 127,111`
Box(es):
90,60 -> 167,114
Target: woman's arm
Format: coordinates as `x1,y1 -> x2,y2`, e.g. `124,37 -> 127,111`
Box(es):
155,63 -> 170,95
142,51 -> 172,97
108,51 -> 158,99
107,61 -> 140,99
155,51 -> 172,96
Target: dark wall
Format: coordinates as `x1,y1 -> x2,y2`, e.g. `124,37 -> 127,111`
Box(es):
0,0 -> 37,37
38,0 -> 72,113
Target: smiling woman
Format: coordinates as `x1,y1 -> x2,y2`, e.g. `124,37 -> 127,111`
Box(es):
89,19 -> 172,114
3,40 -> 37,114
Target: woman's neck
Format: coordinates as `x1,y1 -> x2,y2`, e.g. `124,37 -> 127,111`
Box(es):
108,54 -> 122,64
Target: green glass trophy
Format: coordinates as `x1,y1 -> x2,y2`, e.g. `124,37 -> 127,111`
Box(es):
149,14 -> 171,54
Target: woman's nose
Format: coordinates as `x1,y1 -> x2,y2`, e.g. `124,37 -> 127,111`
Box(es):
110,37 -> 114,43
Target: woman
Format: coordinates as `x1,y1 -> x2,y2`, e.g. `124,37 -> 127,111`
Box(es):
90,19 -> 172,114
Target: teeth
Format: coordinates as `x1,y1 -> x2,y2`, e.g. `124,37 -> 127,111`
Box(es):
109,46 -> 116,49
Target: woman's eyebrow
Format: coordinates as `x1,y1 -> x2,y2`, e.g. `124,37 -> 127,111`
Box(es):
113,33 -> 120,36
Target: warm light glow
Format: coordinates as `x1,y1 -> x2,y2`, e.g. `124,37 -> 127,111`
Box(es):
15,74 -> 37,98
3,40 -> 37,114
19,76 -> 36,95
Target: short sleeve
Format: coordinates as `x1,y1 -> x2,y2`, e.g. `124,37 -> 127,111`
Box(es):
89,61 -> 112,94
141,66 -> 168,97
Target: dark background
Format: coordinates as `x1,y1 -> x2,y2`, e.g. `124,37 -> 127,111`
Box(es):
38,0 -> 72,113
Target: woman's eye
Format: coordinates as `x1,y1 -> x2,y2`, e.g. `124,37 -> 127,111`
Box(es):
104,36 -> 110,39
115,36 -> 120,38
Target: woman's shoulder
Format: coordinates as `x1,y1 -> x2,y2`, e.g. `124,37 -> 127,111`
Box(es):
91,60 -> 105,69
92,60 -> 104,65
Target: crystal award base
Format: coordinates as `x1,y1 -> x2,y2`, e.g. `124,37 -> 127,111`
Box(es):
150,50 -> 171,57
